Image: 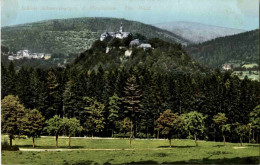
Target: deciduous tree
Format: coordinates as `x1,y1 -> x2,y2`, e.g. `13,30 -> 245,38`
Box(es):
44,115 -> 64,148
21,109 -> 45,148
63,118 -> 83,148
234,123 -> 249,146
1,95 -> 25,148
250,105 -> 260,143
184,111 -> 206,146
213,113 -> 230,146
156,109 -> 183,147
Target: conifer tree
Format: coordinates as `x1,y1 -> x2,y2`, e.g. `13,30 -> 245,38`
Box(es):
46,70 -> 60,118
84,97 -> 105,138
63,80 -> 77,118
7,62 -> 17,95
108,93 -> 121,137
16,67 -> 33,109
1,64 -> 8,99
123,75 -> 142,147
36,70 -> 49,118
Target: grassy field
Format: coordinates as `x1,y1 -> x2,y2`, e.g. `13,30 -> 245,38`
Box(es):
232,71 -> 259,81
1,136 -> 260,164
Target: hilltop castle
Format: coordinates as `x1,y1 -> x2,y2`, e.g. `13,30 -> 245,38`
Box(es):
100,23 -> 131,41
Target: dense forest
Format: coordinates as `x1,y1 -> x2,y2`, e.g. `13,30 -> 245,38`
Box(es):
186,30 -> 259,68
2,38 -> 260,144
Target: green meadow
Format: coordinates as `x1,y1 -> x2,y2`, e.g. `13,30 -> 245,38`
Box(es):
1,136 -> 259,164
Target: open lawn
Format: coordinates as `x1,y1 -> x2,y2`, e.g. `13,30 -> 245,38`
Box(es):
1,136 -> 260,164
232,71 -> 259,81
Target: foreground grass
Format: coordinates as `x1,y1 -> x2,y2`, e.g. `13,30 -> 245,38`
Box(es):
1,136 -> 260,164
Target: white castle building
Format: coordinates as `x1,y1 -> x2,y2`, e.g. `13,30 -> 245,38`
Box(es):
100,23 -> 131,41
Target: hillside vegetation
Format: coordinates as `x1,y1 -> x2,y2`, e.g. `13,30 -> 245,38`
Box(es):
186,30 -> 259,68
71,38 -> 203,74
2,17 -> 188,56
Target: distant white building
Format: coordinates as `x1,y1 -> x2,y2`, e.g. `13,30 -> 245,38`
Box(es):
106,47 -> 111,54
100,23 -> 131,41
125,50 -> 132,57
138,43 -> 152,50
130,39 -> 141,47
222,64 -> 232,71
38,53 -> 45,58
8,56 -> 14,60
17,50 -> 31,57
8,50 -> 46,60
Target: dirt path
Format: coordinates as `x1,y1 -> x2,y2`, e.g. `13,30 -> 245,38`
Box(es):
233,147 -> 248,149
19,148 -> 133,152
19,148 -> 176,152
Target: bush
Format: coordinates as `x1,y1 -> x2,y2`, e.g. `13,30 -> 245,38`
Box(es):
1,141 -> 19,151
14,135 -> 27,139
136,133 -> 146,138
113,132 -> 130,138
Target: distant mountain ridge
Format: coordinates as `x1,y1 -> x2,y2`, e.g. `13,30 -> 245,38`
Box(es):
154,21 -> 246,43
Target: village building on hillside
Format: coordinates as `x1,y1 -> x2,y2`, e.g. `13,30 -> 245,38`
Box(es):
17,50 -> 31,57
130,39 -> 141,47
8,49 -> 46,60
138,43 -> 152,50
129,39 -> 152,50
222,64 -> 232,71
100,23 -> 131,41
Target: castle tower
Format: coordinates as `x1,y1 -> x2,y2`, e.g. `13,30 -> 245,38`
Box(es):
120,22 -> 124,33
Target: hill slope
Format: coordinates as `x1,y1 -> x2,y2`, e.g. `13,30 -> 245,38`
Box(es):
154,21 -> 245,43
185,30 -> 259,68
2,17 -> 189,56
71,38 -> 204,74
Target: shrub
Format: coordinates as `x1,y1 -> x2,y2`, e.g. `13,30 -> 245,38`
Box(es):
136,133 -> 146,138
113,132 -> 130,138
1,141 -> 19,151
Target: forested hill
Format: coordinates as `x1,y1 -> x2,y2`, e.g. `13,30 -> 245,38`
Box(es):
1,17 -> 188,56
70,38 -> 204,74
186,29 -> 259,68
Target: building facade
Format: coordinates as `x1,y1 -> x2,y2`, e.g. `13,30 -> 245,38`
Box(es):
100,23 -> 130,41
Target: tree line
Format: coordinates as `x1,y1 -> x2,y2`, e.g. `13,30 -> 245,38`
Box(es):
2,61 -> 260,147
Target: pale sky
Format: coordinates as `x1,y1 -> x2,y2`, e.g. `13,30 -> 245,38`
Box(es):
1,0 -> 259,30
